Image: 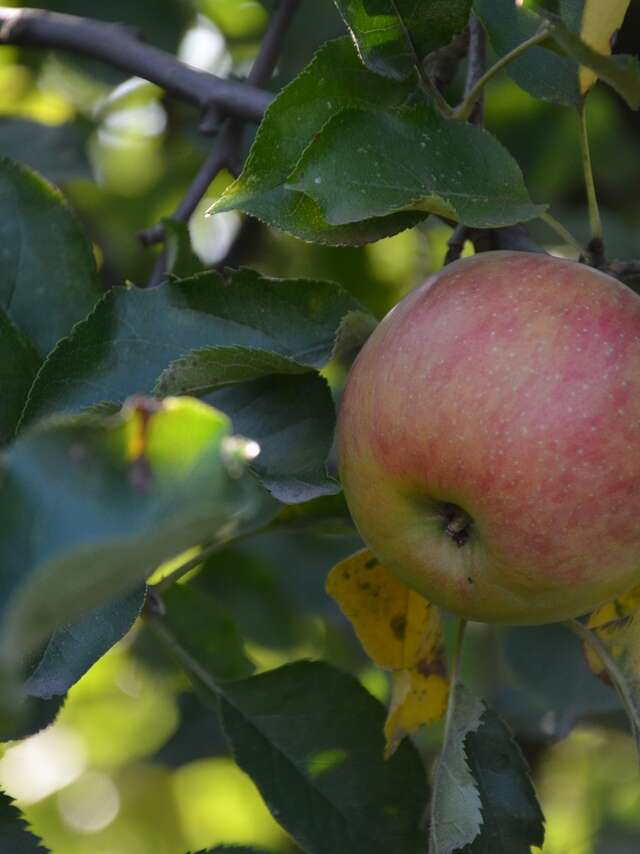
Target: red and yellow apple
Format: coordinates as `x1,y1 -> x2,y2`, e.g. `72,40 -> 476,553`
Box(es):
337,251 -> 640,624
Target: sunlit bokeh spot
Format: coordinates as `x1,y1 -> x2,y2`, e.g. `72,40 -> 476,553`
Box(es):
58,770 -> 120,833
173,757 -> 288,850
0,726 -> 86,805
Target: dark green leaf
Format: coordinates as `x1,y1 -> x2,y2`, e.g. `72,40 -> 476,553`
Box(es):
162,585 -> 254,682
23,270 -> 367,424
458,707 -> 545,853
0,793 -> 48,852
22,270 -> 364,502
209,38 -> 426,245
24,586 -> 145,699
334,0 -> 472,80
156,347 -> 310,397
474,0 -> 580,106
272,492 -> 355,536
429,685 -> 544,854
0,157 -> 100,357
194,548 -> 298,649
0,694 -> 65,743
497,623 -> 619,742
541,11 -> 640,109
220,662 -> 428,854
288,103 -> 544,228
0,309 -> 41,445
0,119 -> 91,184
206,373 -> 340,503
0,397 -> 264,701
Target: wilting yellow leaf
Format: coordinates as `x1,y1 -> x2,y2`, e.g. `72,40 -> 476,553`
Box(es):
579,0 -> 631,94
585,584 -> 640,680
326,548 -> 449,756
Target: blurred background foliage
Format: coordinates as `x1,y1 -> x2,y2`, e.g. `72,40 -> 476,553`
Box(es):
1,0 -> 640,852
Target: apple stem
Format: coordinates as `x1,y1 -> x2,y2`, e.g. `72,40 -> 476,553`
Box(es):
444,505 -> 473,547
566,618 -> 640,745
578,99 -> 604,248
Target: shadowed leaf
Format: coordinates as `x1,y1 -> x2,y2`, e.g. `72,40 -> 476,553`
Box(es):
334,0 -> 471,80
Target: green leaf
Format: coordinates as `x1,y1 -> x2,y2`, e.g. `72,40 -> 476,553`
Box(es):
1,586 -> 144,741
219,662 -> 428,854
23,270 -> 367,423
334,0 -> 472,80
156,347 -> 310,397
23,270 -> 366,502
0,118 -> 91,184
162,584 -> 254,682
541,11 -> 640,109
474,0 -> 580,106
429,686 -> 484,853
497,623 -> 618,742
0,694 -> 65,743
0,793 -> 48,852
288,102 -> 544,228
462,710 -> 545,852
429,686 -> 544,854
0,157 -> 100,357
209,38 -> 426,245
0,396 -> 265,698
194,547 -> 298,649
24,586 -> 145,699
0,308 -> 41,445
206,373 -> 340,503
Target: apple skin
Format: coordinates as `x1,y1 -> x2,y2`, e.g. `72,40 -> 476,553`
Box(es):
337,251 -> 640,625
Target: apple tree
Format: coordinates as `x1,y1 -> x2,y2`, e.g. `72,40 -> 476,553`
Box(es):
1,1 -> 640,852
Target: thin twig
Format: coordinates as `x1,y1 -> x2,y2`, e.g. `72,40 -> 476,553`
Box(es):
464,14 -> 486,126
141,0 -> 301,284
152,541 -> 220,595
0,7 -> 272,122
566,618 -> 640,743
145,613 -> 222,696
444,19 -> 485,265
454,25 -> 550,120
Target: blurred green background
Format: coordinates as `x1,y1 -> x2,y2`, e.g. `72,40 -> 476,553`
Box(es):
1,0 -> 640,852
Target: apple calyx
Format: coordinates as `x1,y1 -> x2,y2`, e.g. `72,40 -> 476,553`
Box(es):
442,503 -> 473,548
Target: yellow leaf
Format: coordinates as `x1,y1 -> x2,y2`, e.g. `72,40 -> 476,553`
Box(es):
585,584 -> 640,680
384,667 -> 449,759
326,548 -> 449,755
579,0 -> 631,94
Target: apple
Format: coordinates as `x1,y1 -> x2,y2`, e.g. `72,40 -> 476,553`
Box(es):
337,251 -> 640,625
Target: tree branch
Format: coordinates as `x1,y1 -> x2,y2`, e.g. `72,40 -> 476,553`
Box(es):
0,7 -> 273,122
463,14 -> 486,126
142,0 -> 301,285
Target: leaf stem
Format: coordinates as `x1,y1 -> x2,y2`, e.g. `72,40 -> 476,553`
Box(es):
146,612 -> 221,696
454,26 -> 551,120
152,522 -> 270,594
538,211 -> 585,255
566,618 -> 640,741
441,618 -> 467,748
578,99 -> 603,244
